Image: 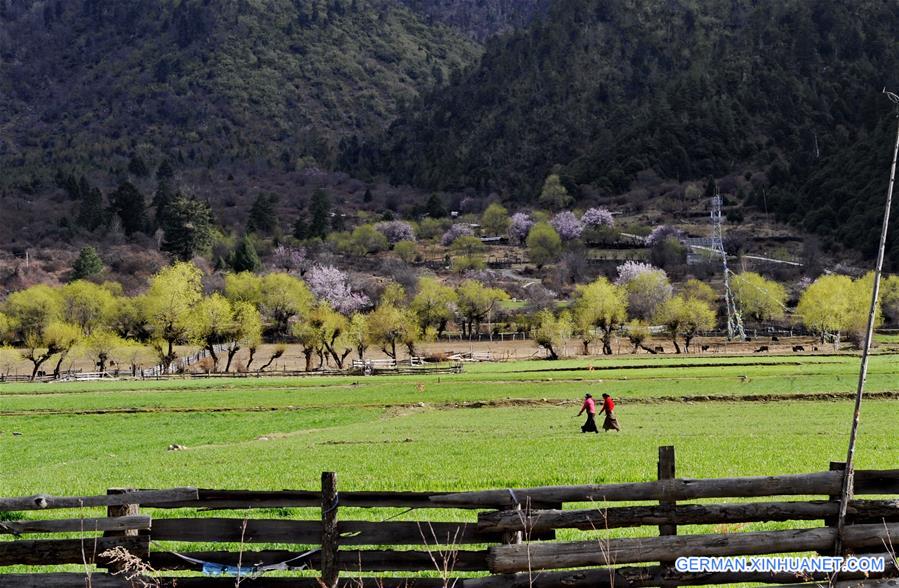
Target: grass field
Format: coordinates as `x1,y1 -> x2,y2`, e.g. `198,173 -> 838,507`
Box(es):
1,353 -> 897,578
2,353 -> 897,493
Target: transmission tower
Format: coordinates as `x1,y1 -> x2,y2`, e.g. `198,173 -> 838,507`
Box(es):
711,192 -> 746,341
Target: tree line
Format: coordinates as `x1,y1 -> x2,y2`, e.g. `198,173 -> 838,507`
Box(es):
1,261 -> 897,380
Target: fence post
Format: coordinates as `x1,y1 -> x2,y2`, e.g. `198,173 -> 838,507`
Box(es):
104,488 -> 140,573
658,446 -> 676,537
321,472 -> 339,588
502,502 -> 523,545
105,488 -> 140,537
657,445 -> 677,582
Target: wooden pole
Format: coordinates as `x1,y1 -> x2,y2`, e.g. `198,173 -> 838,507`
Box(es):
501,502 -> 523,545
835,92 -> 899,558
321,472 -> 339,588
657,446 -> 677,584
657,446 -> 677,537
487,522 -> 899,573
104,489 -> 140,538
104,488 -> 140,574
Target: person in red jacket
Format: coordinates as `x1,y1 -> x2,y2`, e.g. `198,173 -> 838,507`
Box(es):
599,393 -> 621,431
577,393 -> 598,433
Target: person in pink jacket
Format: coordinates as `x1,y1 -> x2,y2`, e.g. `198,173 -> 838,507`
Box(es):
577,393 -> 598,433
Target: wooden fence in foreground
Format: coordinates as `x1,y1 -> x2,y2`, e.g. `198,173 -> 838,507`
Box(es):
1,448 -> 897,588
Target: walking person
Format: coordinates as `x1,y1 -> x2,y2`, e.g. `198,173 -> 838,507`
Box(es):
577,393 -> 598,433
599,393 -> 621,432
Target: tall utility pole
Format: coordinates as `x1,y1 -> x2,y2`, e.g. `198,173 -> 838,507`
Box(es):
833,89 -> 899,560
712,192 -> 745,341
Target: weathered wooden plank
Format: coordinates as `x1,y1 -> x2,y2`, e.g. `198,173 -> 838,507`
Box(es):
0,574 -> 133,587
0,574 -> 451,588
477,499 -> 899,533
0,515 -> 151,535
149,548 -> 490,572
150,488 -> 497,509
149,518 -> 520,545
856,469 -> 899,494
434,469 -> 899,507
435,472 -> 844,507
0,488 -> 198,511
150,517 -> 321,543
487,522 -> 899,573
0,536 -> 149,566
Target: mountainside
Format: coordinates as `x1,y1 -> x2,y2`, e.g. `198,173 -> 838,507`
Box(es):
0,0 -> 479,187
398,0 -> 550,40
372,0 -> 899,266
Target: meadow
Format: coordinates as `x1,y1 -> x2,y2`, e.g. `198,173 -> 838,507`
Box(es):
1,353 -> 897,577
2,353 -> 897,494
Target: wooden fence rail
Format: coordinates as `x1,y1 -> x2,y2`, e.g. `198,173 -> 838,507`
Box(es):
1,450 -> 898,588
478,499 -> 899,532
0,488 -> 198,511
431,469 -> 899,507
487,522 -> 899,573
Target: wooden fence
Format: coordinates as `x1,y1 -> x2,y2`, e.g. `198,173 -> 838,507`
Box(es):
1,448 -> 897,588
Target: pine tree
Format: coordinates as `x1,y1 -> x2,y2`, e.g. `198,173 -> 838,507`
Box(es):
308,188 -> 331,239
426,193 -> 446,218
128,155 -> 149,177
109,181 -> 147,235
152,179 -> 175,229
156,159 -> 174,181
161,195 -> 215,260
246,193 -> 279,235
76,178 -> 105,231
231,235 -> 261,272
292,215 -> 309,240
71,246 -> 104,280
63,174 -> 80,200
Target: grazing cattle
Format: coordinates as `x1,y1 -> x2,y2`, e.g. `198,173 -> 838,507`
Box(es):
772,336 -> 780,342
654,346 -> 665,353
754,345 -> 769,353
793,345 -> 805,352
701,345 -> 710,352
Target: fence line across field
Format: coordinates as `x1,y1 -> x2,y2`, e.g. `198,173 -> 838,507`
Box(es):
1,447 -> 897,587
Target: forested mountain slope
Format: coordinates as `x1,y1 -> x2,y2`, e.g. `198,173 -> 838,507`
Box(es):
398,0 -> 550,40
0,0 -> 479,188
372,0 -> 899,265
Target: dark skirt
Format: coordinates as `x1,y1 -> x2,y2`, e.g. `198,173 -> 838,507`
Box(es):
603,411 -> 621,431
581,413 -> 598,433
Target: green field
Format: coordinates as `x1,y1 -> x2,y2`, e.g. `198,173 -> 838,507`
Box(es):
1,354 -> 897,578
2,353 -> 897,493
